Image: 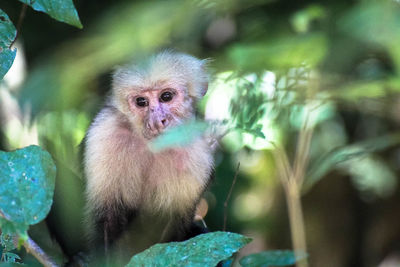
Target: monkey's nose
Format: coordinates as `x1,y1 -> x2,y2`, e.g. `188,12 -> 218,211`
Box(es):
156,118 -> 168,130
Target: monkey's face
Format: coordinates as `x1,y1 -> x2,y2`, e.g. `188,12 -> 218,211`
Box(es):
127,86 -> 193,139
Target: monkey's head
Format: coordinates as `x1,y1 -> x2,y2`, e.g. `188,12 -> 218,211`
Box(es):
111,51 -> 209,139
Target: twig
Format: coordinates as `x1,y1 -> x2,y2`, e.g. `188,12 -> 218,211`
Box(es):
23,236 -> 59,267
270,143 -> 293,189
293,107 -> 314,186
0,211 -> 59,267
9,3 -> 28,48
223,162 -> 240,231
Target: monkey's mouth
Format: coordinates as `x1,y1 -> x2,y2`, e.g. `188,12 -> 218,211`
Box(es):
143,121 -> 171,140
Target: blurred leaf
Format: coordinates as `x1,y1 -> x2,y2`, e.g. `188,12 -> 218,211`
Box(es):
305,133 -> 400,192
0,146 -> 56,236
229,33 -> 327,71
149,120 -> 208,152
239,250 -> 307,267
291,5 -> 326,33
18,0 -> 82,28
337,1 -> 400,71
328,78 -> 400,101
0,263 -> 24,267
126,232 -> 252,267
338,1 -> 400,45
0,9 -> 17,80
347,155 -> 397,199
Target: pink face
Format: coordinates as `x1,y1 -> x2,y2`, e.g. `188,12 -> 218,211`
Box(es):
128,86 -> 189,139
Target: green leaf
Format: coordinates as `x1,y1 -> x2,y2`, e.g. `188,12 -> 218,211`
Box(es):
149,120 -> 208,152
126,232 -> 252,267
304,133 -> 400,192
0,9 -> 17,80
239,250 -> 307,267
2,252 -> 21,263
0,145 -> 56,236
0,233 -> 16,251
0,263 -> 25,267
18,0 -> 82,29
229,33 -> 327,71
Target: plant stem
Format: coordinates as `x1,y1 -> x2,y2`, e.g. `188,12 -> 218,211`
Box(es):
285,182 -> 308,267
223,162 -> 240,231
10,3 -> 28,48
23,236 -> 59,267
273,106 -> 314,267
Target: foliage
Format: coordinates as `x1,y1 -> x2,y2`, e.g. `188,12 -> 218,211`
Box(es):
126,232 -> 251,267
0,233 -> 20,264
18,0 -> 82,28
239,250 -> 307,267
0,0 -> 81,81
0,146 -> 56,238
0,9 -> 16,80
2,0 -> 400,266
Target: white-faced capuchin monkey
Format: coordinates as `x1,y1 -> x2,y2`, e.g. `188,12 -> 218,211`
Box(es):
83,51 -> 214,264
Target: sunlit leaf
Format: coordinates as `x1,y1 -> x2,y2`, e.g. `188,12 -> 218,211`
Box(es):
126,232 -> 252,267
0,146 -> 56,236
229,33 -> 327,71
239,250 -> 307,267
18,0 -> 82,28
0,9 -> 17,80
149,120 -> 208,152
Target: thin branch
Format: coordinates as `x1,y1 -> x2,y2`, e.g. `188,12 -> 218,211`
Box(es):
270,142 -> 293,189
285,183 -> 308,267
10,3 -> 28,48
293,107 -> 314,187
223,162 -> 240,231
209,127 -> 232,151
0,211 -> 59,267
23,236 -> 59,267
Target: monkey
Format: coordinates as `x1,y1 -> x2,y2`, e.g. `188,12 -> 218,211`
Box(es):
83,51 -> 214,264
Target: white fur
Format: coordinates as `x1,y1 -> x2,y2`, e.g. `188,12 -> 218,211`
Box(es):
84,51 -> 213,222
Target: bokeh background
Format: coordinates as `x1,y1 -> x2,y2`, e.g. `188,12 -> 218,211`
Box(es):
2,0 -> 400,266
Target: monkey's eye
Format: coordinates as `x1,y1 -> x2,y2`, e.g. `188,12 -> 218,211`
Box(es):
160,91 -> 174,102
135,97 -> 149,107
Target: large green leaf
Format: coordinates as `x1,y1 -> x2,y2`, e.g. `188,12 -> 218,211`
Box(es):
0,146 -> 56,236
18,0 -> 82,28
126,232 -> 252,267
0,9 -> 17,80
239,250 -> 307,267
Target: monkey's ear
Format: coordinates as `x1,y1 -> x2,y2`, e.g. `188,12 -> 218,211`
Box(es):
198,59 -> 211,97
200,81 -> 208,97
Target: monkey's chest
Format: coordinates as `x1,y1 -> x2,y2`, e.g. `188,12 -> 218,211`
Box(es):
138,150 -> 209,214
